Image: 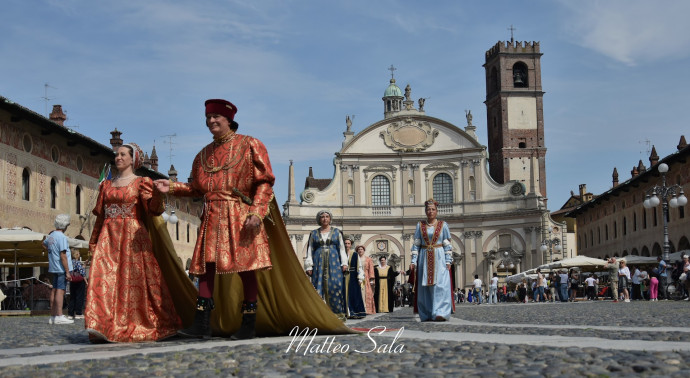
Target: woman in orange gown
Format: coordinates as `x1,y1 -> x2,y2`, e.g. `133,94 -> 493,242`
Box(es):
85,143 -> 181,342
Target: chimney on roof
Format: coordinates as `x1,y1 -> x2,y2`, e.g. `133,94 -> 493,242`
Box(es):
150,146 -> 159,172
143,152 -> 151,169
679,135 -> 688,150
308,167 -> 314,178
612,167 -> 619,187
578,184 -> 586,198
49,105 -> 67,126
637,160 -> 646,173
110,128 -> 123,151
631,166 -> 639,177
649,146 -> 659,167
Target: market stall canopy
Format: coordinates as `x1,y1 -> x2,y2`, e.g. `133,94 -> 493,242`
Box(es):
538,256 -> 608,271
505,272 -> 538,284
619,255 -> 657,265
0,228 -> 47,264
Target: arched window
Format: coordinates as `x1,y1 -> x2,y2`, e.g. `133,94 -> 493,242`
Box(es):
50,178 -> 57,209
187,223 -> 190,243
605,225 -> 609,241
432,173 -> 453,203
633,212 -> 637,231
22,168 -> 30,201
622,217 -> 627,235
75,185 -> 82,214
512,62 -> 528,88
371,175 -> 390,206
589,230 -> 593,247
597,227 -> 601,244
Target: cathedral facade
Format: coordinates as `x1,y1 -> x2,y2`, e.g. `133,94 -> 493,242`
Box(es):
282,40 -> 564,289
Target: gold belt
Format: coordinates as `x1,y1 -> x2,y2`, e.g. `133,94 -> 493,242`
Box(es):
203,192 -> 241,202
203,188 -> 252,205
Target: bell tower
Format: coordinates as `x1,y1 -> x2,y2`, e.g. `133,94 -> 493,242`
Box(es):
483,40 -> 547,198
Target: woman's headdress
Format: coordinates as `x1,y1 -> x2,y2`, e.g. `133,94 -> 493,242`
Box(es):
424,198 -> 439,208
315,209 -> 333,225
124,143 -> 144,170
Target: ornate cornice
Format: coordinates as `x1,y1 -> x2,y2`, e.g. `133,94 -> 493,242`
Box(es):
379,118 -> 438,152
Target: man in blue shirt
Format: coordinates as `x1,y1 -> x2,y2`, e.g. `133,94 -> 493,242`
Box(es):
657,257 -> 667,300
44,214 -> 74,325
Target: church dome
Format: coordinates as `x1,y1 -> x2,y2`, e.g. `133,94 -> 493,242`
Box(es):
383,78 -> 403,97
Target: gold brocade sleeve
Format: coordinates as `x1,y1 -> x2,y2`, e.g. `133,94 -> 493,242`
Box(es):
89,181 -> 106,252
247,137 -> 275,219
139,177 -> 165,216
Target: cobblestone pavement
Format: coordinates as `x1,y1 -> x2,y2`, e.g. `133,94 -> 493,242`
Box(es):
1,300 -> 689,377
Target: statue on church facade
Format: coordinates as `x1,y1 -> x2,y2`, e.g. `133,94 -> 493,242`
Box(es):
346,115 -> 352,132
418,98 -> 425,111
465,110 -> 473,126
405,84 -> 411,101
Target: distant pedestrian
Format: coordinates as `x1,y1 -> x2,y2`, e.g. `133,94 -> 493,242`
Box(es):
549,272 -> 557,302
533,269 -> 545,302
517,282 -> 527,303
657,257 -> 668,300
489,273 -> 499,304
569,270 -> 579,301
472,275 -> 482,305
585,273 -> 596,300
605,258 -> 620,302
618,261 -> 631,302
649,271 -> 659,301
558,270 -> 569,302
631,266 -> 642,300
44,214 -> 74,325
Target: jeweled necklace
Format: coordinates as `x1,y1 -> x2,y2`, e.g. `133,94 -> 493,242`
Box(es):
115,173 -> 136,181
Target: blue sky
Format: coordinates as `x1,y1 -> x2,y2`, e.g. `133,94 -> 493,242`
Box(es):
2,0 -> 689,211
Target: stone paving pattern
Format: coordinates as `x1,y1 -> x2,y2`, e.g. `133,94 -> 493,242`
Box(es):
0,301 -> 689,376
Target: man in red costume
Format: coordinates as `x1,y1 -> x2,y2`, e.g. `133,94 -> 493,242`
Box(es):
154,99 -> 274,340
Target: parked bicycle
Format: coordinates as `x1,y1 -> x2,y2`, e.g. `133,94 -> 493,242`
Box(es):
665,280 -> 684,301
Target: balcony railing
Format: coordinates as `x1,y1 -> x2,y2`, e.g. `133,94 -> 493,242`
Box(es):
372,206 -> 392,216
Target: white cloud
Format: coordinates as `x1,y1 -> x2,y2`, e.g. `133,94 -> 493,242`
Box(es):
560,0 -> 690,66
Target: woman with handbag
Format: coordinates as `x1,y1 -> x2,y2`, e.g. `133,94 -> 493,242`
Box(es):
67,249 -> 87,319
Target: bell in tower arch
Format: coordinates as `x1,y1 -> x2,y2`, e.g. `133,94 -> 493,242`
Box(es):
512,63 -> 528,88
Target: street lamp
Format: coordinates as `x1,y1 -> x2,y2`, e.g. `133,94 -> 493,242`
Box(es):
642,163 -> 687,262
162,204 -> 178,224
540,237 -> 562,263
497,250 -> 515,270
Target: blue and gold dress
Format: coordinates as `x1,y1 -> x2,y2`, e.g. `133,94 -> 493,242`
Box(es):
305,228 -> 347,319
411,220 -> 453,321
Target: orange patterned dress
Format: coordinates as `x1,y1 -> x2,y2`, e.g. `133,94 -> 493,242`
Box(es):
85,177 -> 181,342
170,133 -> 275,275
362,255 -> 376,314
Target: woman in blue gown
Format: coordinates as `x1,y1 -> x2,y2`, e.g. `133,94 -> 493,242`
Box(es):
305,210 -> 348,320
410,199 -> 453,321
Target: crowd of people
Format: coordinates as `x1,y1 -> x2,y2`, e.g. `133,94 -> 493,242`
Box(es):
448,255 -> 689,305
